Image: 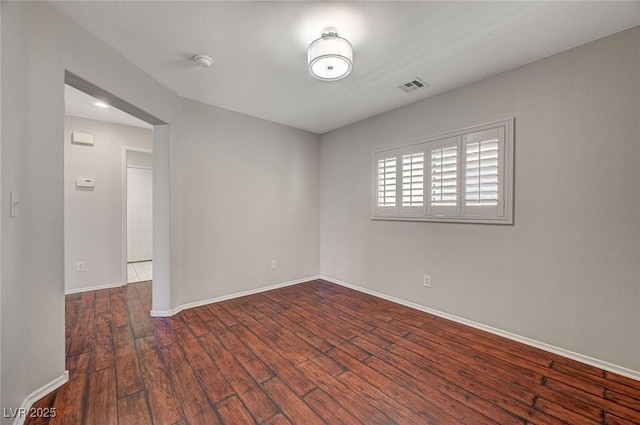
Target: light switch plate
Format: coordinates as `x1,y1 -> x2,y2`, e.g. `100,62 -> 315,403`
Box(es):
10,191 -> 18,218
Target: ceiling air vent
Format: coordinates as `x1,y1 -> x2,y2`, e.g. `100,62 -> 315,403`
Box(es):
398,78 -> 429,94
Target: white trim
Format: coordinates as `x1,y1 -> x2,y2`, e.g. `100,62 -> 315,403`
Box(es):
320,275 -> 640,382
372,118 -> 514,154
150,275 -> 321,317
370,215 -> 509,225
65,281 -> 124,295
13,371 -> 69,425
150,309 -> 173,318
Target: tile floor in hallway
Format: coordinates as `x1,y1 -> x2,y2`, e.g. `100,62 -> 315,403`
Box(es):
127,260 -> 152,283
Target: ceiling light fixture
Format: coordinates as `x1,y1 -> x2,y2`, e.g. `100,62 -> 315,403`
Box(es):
94,102 -> 109,108
194,54 -> 213,68
308,27 -> 353,81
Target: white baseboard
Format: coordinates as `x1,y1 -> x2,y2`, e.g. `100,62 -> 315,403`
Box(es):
13,370 -> 69,425
150,275 -> 321,318
65,281 -> 125,295
320,275 -> 640,382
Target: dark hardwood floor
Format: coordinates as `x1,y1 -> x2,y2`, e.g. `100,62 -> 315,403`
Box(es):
27,279 -> 640,424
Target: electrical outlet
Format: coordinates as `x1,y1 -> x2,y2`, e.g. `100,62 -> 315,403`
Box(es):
423,274 -> 431,287
77,261 -> 86,272
270,259 -> 277,270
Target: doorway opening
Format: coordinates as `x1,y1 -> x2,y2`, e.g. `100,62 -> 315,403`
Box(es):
125,149 -> 153,284
63,71 -> 170,316
64,83 -> 153,297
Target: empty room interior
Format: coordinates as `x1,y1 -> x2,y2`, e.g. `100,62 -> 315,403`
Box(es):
1,1 -> 640,424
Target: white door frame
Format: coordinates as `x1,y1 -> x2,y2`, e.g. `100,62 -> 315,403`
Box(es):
121,146 -> 153,286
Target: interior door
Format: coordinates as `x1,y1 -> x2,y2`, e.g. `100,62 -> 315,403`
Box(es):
127,165 -> 153,262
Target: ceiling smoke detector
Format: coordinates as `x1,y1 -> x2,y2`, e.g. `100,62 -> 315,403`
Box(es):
194,54 -> 213,68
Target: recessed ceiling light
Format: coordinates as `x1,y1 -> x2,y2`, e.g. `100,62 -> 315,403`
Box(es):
94,102 -> 109,108
308,27 -> 353,81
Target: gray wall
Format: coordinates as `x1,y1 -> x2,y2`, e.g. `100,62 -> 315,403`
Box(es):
2,3 -> 66,415
64,116 -> 152,292
2,0 -> 638,416
0,1 -> 3,409
1,2 -> 180,417
320,26 -> 640,371
177,100 -> 320,307
1,2 -> 321,414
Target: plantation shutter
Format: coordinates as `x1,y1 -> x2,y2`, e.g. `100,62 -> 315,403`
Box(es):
371,118 -> 512,223
374,151 -> 399,216
463,127 -> 505,217
399,145 -> 426,216
427,136 -> 460,217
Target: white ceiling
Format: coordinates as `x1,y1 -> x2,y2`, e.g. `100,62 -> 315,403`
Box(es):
65,84 -> 152,129
54,1 -> 640,134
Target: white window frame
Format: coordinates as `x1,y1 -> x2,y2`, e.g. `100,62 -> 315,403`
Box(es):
371,118 -> 514,224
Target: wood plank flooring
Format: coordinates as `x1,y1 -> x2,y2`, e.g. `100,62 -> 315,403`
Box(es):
27,279 -> 640,424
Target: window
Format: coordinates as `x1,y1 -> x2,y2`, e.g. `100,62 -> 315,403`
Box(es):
402,152 -> 424,207
371,119 -> 513,224
374,153 -> 398,216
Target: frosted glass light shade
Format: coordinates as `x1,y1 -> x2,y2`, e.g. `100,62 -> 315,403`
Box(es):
308,29 -> 353,81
